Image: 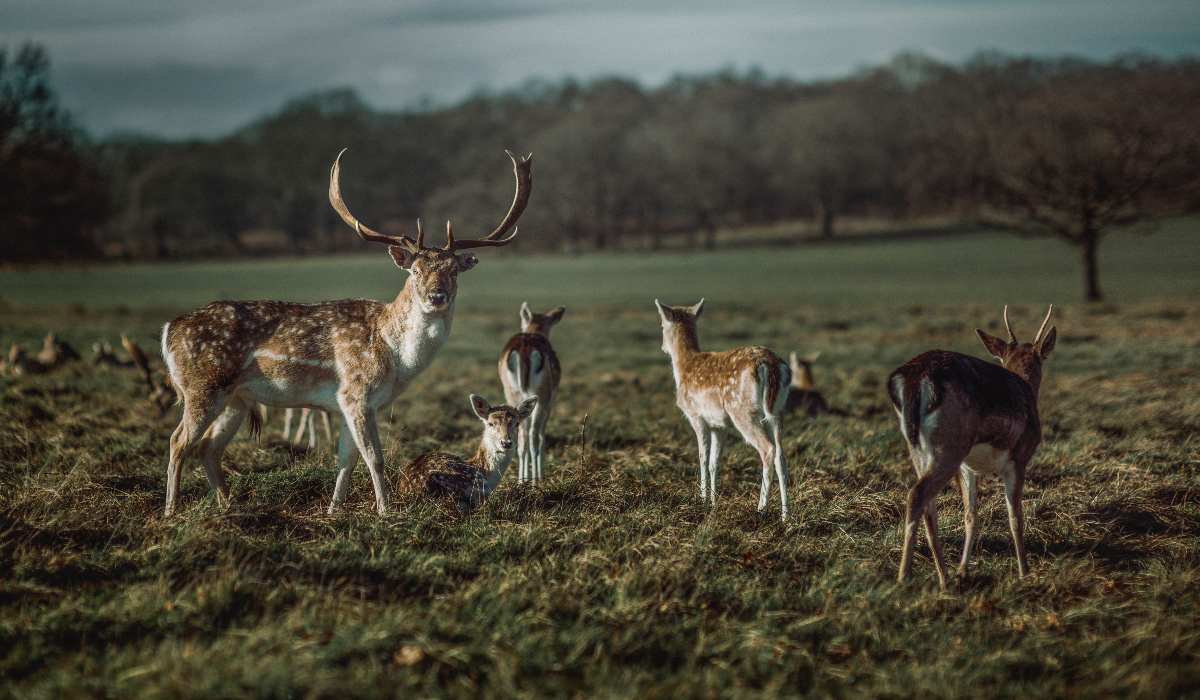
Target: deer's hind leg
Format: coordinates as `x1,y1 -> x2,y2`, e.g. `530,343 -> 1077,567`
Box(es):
730,412 -> 780,518
1002,462 -> 1029,578
165,387 -> 229,517
531,401 -> 551,483
198,398 -> 252,507
898,447 -> 965,588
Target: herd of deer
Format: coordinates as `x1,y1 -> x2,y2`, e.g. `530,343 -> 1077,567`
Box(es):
6,149 -> 1060,588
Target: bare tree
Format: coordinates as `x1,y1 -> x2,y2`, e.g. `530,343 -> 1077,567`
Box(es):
974,60 -> 1200,301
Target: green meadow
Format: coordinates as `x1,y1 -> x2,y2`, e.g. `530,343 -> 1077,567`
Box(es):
2,224 -> 1198,697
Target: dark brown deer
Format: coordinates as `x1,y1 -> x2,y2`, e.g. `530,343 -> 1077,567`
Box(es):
887,306 -> 1057,588
160,148 -> 532,517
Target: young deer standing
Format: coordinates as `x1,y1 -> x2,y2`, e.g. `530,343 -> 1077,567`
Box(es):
784,351 -> 830,417
160,148 -> 532,517
888,305 -> 1057,588
655,299 -> 793,521
498,302 -> 564,483
400,394 -> 536,511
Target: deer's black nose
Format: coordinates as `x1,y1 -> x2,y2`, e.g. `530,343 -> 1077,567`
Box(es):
500,439 -> 514,449
428,292 -> 448,307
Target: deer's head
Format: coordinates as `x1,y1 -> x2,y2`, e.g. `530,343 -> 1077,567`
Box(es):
788,351 -> 821,390
520,302 -> 566,336
329,149 -> 532,314
976,305 -> 1057,392
654,298 -> 704,355
469,393 -> 537,467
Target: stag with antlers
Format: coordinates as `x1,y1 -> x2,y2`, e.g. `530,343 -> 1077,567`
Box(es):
160,149 -> 532,517
888,306 -> 1057,587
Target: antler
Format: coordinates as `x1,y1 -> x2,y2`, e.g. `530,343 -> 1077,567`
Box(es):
443,150 -> 533,251
1003,305 -> 1018,344
329,148 -> 421,253
1033,304 -> 1054,344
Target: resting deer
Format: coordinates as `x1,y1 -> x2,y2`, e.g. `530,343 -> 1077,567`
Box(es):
888,305 -> 1056,588
655,299 -> 793,521
37,333 -> 80,367
4,344 -> 48,376
784,351 -> 830,417
160,148 -> 532,517
499,302 -> 564,483
400,394 -> 536,512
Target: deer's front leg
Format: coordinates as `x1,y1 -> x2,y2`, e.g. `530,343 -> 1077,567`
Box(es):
687,417 -> 710,502
328,425 -> 360,514
339,397 -> 390,515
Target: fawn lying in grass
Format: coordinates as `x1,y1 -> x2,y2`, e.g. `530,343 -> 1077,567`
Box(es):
400,394 -> 537,512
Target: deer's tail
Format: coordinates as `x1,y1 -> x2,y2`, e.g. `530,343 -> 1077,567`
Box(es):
758,357 -> 790,421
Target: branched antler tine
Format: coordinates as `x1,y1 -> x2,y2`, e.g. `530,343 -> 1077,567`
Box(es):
443,220 -> 455,250
1034,304 -> 1054,344
447,150 -> 533,250
1003,305 -> 1018,344
415,218 -> 424,249
329,148 -> 420,252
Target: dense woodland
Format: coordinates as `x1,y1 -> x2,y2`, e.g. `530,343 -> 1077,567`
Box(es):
3,44 -> 1200,299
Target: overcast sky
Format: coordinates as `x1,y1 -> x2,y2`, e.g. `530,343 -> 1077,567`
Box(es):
3,0 -> 1199,138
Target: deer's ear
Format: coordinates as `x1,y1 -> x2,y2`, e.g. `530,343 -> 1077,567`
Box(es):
545,306 -> 565,324
388,246 -> 416,269
469,394 -> 490,420
690,298 -> 705,317
517,396 -> 538,420
1036,326 -> 1057,359
456,253 -> 479,272
976,329 -> 1010,361
520,301 -> 533,325
654,299 -> 670,322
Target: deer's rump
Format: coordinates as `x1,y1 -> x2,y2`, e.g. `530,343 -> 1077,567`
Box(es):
501,333 -> 560,393
887,350 -> 1037,449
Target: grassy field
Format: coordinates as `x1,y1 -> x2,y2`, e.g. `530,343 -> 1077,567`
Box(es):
2,229 -> 1199,697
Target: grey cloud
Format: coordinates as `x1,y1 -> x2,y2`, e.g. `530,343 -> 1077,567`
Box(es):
2,0 -> 1198,138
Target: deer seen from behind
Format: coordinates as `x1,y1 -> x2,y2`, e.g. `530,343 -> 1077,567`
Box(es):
160,148 -> 532,517
655,299 -> 793,521
499,302 -> 564,483
888,305 -> 1057,588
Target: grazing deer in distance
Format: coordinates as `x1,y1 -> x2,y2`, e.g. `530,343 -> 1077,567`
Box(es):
499,302 -> 564,483
655,299 -> 793,521
400,394 -> 536,512
160,148 -> 532,517
785,351 -> 830,417
888,305 -> 1057,588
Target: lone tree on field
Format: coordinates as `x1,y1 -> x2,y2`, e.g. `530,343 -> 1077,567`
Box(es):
973,59 -> 1200,302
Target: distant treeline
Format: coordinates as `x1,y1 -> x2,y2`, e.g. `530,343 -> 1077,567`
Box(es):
3,44 -> 1200,296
